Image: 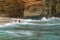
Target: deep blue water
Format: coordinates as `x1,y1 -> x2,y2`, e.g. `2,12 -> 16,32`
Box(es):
0,17 -> 60,40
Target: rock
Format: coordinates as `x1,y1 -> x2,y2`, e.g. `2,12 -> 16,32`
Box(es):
0,0 -> 24,18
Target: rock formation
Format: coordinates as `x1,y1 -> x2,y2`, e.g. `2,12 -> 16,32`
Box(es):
0,0 -> 24,18
23,0 -> 45,17
0,0 -> 45,18
0,0 -> 59,18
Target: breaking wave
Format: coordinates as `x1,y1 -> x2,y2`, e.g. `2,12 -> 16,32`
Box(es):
0,17 -> 60,30
0,17 -> 60,28
0,17 -> 60,40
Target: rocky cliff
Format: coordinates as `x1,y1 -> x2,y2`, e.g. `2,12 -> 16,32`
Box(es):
0,0 -> 24,18
0,0 -> 45,18
0,0 -> 59,18
23,0 -> 45,17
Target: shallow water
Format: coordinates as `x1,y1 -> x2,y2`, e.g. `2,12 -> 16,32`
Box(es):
0,17 -> 60,40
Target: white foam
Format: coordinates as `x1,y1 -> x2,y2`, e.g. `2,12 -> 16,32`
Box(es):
0,17 -> 60,27
41,17 -> 48,21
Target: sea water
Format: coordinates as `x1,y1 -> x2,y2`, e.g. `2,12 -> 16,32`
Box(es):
0,17 -> 60,40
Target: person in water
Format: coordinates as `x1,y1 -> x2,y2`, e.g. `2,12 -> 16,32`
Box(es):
19,20 -> 21,23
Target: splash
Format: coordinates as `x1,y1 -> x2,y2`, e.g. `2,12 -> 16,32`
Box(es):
41,17 -> 48,21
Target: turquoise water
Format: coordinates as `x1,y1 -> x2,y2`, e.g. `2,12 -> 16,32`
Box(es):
0,17 -> 60,40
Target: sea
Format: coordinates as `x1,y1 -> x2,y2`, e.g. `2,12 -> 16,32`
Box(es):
0,17 -> 60,40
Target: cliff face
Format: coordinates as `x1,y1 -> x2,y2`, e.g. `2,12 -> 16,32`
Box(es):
23,0 -> 44,7
23,0 -> 45,17
0,0 -> 60,18
0,0 -> 45,18
0,0 -> 24,18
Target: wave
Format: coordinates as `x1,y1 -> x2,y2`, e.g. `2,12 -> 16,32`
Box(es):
0,17 -> 60,28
